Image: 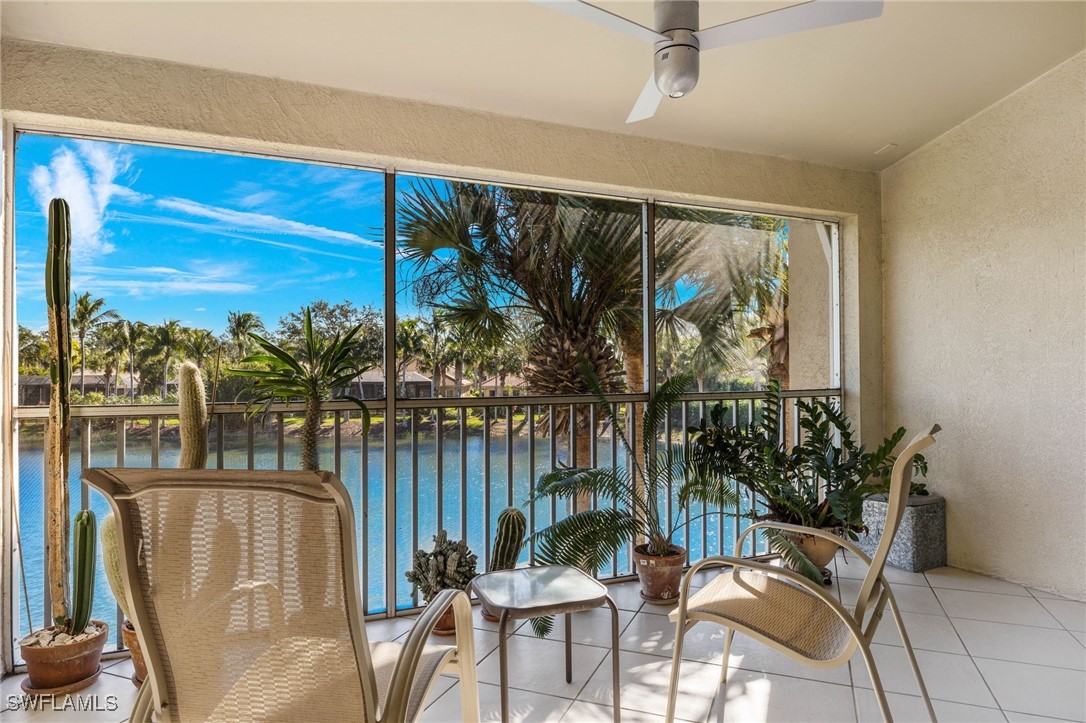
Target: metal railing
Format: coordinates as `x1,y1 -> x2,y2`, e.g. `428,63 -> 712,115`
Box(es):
11,387 -> 840,655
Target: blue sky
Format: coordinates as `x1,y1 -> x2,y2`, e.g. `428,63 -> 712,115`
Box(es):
15,133 -> 387,334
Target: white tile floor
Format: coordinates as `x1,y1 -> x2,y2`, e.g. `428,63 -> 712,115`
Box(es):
3,553 -> 1084,722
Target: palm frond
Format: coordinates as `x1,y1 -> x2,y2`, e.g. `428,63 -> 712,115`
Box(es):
530,508 -> 641,575
764,529 -> 824,586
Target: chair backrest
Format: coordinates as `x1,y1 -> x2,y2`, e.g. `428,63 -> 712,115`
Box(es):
82,468 -> 378,723
852,425 -> 940,622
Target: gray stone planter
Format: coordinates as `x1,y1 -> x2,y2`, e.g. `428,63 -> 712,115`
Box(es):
857,494 -> 946,572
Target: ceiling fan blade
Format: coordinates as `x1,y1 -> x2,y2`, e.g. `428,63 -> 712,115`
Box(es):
532,1 -> 667,45
626,73 -> 663,124
695,0 -> 883,52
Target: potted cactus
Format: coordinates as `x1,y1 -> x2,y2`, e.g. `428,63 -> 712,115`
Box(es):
480,508 -> 527,622
100,360 -> 209,685
405,530 -> 478,635
18,199 -> 108,693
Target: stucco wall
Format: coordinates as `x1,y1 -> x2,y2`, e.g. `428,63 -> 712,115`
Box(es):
0,38 -> 884,439
881,52 -> 1086,598
788,220 -> 832,390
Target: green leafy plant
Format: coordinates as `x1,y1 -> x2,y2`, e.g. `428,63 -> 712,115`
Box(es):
405,530 -> 479,603
228,307 -> 372,471
688,380 -> 928,583
527,372 -> 737,633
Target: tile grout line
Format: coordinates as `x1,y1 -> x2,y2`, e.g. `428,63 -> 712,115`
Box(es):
932,573 -> 1009,718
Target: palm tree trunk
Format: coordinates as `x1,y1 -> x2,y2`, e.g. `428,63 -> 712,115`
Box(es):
454,359 -> 463,397
129,354 -> 136,401
301,393 -> 321,471
162,355 -> 170,399
79,332 -> 86,395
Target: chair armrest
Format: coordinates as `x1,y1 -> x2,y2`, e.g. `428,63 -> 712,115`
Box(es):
737,521 -> 873,565
382,589 -> 475,722
671,555 -> 860,636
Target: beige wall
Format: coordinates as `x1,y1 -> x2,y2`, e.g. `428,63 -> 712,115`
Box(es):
788,220 -> 833,391
881,52 -> 1086,598
0,38 -> 885,440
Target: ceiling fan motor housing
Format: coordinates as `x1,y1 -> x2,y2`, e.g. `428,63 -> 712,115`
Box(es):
653,0 -> 700,98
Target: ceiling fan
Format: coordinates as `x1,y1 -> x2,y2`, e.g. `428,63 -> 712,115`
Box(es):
534,0 -> 884,123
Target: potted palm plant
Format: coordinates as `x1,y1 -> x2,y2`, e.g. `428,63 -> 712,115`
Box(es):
228,307 -> 371,471
530,373 -> 737,607
405,530 -> 479,635
688,380 -> 928,584
18,199 -> 107,693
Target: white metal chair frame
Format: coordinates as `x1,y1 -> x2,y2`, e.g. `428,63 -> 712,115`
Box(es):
665,426 -> 940,723
83,468 -> 481,723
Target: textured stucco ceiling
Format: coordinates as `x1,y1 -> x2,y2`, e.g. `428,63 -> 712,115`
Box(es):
2,1 -> 1083,171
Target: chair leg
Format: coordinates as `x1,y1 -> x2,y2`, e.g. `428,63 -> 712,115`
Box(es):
859,638 -> 894,723
128,681 -> 153,723
719,628 -> 735,685
888,591 -> 936,722
665,617 -> 688,723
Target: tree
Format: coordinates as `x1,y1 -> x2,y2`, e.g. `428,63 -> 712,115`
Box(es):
153,320 -> 184,399
276,301 -> 382,368
71,292 -> 119,394
92,321 -> 129,396
226,311 -> 264,360
185,328 -> 218,370
19,325 -> 49,374
119,321 -> 149,400
395,317 -> 427,396
229,307 -> 373,471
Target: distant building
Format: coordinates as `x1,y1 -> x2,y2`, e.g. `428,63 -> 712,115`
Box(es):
350,369 -> 433,400
18,371 -> 142,405
478,373 -> 529,397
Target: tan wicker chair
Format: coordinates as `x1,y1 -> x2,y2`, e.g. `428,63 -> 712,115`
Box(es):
665,425 -> 941,723
83,468 -> 480,723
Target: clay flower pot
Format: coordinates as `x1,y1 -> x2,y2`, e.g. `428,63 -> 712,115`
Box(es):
431,606 -> 457,636
121,620 -> 147,686
19,621 -> 109,695
633,544 -> 687,605
783,529 -> 840,582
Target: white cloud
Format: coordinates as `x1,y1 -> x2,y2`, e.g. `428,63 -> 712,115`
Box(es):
28,143 -> 148,261
71,262 -> 255,299
155,197 -> 383,249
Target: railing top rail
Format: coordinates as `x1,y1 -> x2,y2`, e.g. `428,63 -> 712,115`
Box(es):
11,387 -> 841,419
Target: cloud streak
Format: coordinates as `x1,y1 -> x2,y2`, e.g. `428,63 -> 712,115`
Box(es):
155,197 -> 382,249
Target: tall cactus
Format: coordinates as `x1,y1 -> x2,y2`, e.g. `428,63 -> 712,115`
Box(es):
100,513 -> 131,622
488,507 -> 527,572
178,361 -> 208,469
45,198 -> 73,627
68,510 -> 97,634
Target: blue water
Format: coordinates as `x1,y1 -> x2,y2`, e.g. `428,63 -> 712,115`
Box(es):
13,419 -> 740,650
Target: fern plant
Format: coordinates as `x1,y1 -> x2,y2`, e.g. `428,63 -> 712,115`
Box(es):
688,380 -> 928,583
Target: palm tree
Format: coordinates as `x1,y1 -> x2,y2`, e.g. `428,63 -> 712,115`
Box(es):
119,321 -> 149,400
226,311 -> 263,359
185,328 -> 218,370
395,317 -> 427,397
18,325 -> 49,374
228,307 -> 373,471
94,321 -> 129,396
71,292 -> 119,394
154,320 -> 184,399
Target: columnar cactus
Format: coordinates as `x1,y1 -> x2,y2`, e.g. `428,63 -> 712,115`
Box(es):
178,361 -> 208,469
100,513 -> 131,622
45,198 -> 73,627
488,507 -> 527,572
68,510 -> 97,634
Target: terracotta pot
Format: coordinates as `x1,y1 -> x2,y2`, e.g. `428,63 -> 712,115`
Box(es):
783,530 -> 840,570
633,544 -> 687,605
20,621 -> 108,695
431,606 -> 457,636
121,620 -> 147,687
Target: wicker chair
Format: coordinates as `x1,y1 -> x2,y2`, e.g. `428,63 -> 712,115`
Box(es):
83,468 -> 480,723
665,425 -> 941,723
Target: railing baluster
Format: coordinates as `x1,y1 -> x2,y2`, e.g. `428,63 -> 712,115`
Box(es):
527,404 -> 536,563
80,419 -> 90,509
506,404 -> 514,508
333,411 -> 342,478
276,412 -> 285,471
436,407 -> 444,533
549,405 -> 557,524
459,407 -> 468,541
150,416 -> 160,469
361,415 -> 369,614
411,409 -> 419,606
216,414 -> 225,470
247,416 -> 255,471
115,417 -> 126,467
483,407 -> 492,565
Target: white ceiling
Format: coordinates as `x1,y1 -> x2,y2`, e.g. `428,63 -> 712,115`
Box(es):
3,1 -> 1083,171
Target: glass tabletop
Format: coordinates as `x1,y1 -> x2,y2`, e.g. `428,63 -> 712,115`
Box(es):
471,566 -> 609,616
